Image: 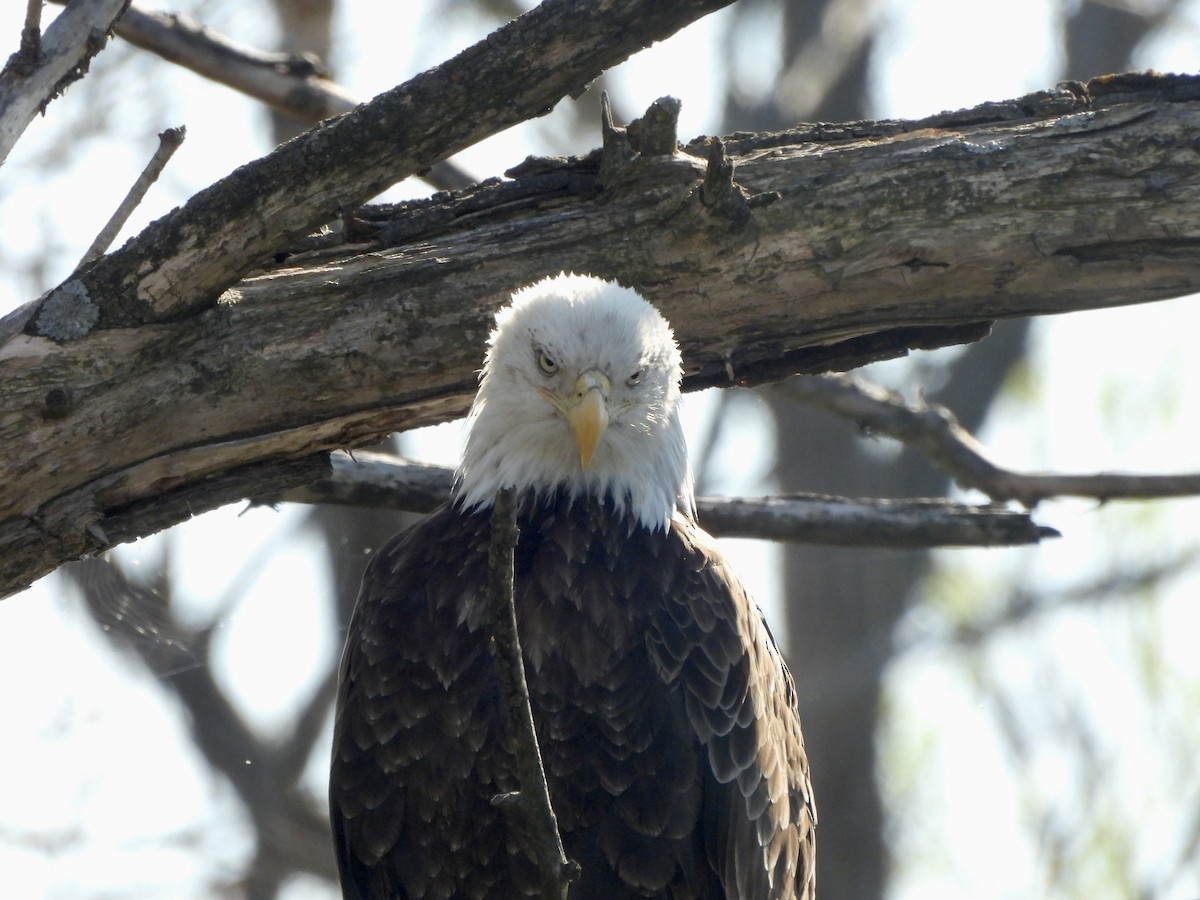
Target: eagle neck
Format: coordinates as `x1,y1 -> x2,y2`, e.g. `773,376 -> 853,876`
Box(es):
455,406 -> 694,533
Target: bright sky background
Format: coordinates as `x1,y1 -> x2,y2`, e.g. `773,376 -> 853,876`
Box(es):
2,1 -> 1200,898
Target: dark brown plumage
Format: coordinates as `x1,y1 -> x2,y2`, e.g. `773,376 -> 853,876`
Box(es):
331,494 -> 815,898
329,274 -> 815,898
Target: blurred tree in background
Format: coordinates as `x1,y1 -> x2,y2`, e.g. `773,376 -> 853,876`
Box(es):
2,2 -> 1199,899
746,3 -> 1173,898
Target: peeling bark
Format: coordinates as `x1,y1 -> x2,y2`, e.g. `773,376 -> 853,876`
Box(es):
3,72 -> 1200,597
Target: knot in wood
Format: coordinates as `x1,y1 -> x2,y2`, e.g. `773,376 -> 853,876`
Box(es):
42,387 -> 76,420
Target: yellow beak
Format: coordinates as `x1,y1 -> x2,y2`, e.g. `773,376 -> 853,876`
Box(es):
563,371 -> 610,470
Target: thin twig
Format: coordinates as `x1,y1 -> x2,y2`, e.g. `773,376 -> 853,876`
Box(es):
62,554 -> 340,882
912,549 -> 1200,651
8,0 -> 45,75
785,373 -> 1200,507
273,451 -> 1057,548
487,488 -> 579,899
77,125 -> 185,268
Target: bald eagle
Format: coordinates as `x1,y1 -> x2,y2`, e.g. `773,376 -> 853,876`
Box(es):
330,274 -> 816,899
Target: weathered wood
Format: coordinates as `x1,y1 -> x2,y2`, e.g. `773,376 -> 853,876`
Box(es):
276,452 -> 1058,548
22,0 -> 737,331
0,0 -> 130,164
3,72 -> 1200,597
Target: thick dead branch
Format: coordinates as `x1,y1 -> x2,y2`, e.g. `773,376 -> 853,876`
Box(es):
0,0 -> 129,164
786,374 -> 1200,507
276,452 -> 1057,548
5,72 -> 1200,597
0,0 -> 734,599
21,0 -> 735,332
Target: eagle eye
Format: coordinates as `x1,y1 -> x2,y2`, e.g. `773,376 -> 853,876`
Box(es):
627,368 -> 645,386
537,350 -> 558,375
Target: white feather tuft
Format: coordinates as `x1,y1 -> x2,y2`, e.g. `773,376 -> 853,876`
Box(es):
455,273 -> 694,531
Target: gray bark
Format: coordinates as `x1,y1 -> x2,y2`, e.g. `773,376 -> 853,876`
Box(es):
0,0 -> 130,164
279,451 -> 1056,547
4,73 -> 1200,598
10,2 -> 1185,897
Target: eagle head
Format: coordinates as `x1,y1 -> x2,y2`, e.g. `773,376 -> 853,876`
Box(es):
455,273 -> 695,530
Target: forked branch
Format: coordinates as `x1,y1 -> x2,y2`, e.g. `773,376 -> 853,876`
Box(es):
786,375 -> 1200,507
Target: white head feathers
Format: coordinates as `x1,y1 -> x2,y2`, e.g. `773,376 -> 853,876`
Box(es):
455,273 -> 695,531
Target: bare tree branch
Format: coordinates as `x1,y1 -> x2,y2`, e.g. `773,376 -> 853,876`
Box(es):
61,556 -> 339,886
696,493 -> 1055,548
785,374 -> 1200,507
276,452 -> 1057,547
0,0 -> 737,599
77,125 -> 185,267
9,0 -> 45,75
114,2 -> 354,121
916,550 -> 1200,651
487,488 -> 579,898
0,0 -> 129,164
84,0 -> 473,189
5,71 -> 1200,596
23,0 -> 736,332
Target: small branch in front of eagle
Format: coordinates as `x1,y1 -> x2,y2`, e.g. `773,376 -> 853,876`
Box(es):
487,488 -> 580,898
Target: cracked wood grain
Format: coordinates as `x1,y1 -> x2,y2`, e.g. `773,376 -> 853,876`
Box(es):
3,72 -> 1200,597
23,0 -> 736,332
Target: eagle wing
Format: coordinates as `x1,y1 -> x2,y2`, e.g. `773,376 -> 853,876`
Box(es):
647,515 -> 817,899
329,507 -> 522,900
